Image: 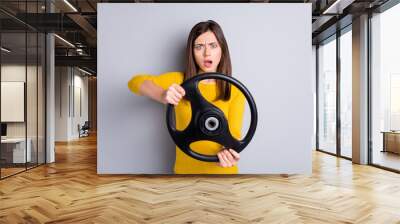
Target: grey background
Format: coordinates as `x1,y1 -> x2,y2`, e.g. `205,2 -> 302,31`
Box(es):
97,3 -> 313,174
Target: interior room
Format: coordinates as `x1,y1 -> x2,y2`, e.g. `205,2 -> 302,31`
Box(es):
0,0 -> 400,223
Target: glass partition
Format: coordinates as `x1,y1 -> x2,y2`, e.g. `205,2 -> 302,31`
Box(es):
1,30 -> 28,177
0,1 -> 46,179
339,28 -> 352,158
318,36 -> 337,155
371,3 -> 400,171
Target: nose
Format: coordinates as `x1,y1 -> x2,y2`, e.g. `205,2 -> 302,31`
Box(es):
203,45 -> 211,56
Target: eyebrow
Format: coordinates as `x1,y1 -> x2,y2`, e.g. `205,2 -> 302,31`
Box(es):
194,42 -> 218,46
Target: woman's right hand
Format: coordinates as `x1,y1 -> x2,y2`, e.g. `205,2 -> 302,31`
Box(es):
162,83 -> 186,105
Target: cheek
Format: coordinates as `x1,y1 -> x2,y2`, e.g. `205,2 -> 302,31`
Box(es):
214,49 -> 222,63
193,51 -> 203,62
193,51 -> 204,68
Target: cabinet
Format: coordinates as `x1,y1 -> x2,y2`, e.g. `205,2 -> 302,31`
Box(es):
382,131 -> 400,154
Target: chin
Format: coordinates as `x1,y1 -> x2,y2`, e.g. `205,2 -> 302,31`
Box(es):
203,68 -> 217,73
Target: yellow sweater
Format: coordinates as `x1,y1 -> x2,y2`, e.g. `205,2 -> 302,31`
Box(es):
128,71 -> 245,174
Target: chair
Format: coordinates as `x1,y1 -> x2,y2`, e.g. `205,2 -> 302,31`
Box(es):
78,121 -> 90,138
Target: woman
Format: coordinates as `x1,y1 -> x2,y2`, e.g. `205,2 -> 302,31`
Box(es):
128,20 -> 245,174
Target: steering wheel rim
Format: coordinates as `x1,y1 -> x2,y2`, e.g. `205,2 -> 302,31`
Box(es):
166,72 -> 258,162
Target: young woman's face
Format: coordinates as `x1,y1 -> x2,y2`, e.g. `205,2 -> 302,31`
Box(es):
193,30 -> 222,73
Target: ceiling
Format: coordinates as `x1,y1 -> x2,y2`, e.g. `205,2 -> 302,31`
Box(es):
0,0 -> 393,75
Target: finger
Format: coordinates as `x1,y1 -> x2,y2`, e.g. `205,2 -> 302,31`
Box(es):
174,84 -> 186,96
220,151 -> 232,167
168,86 -> 181,97
171,94 -> 180,104
165,95 -> 172,104
165,96 -> 176,105
170,84 -> 183,98
229,149 -> 240,160
174,91 -> 183,100
217,152 -> 227,167
224,150 -> 236,165
166,95 -> 178,105
167,92 -> 180,104
217,152 -> 225,167
169,87 -> 183,99
224,150 -> 236,166
219,151 -> 230,167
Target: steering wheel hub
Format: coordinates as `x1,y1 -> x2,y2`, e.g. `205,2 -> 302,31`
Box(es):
198,110 -> 225,136
205,117 -> 219,131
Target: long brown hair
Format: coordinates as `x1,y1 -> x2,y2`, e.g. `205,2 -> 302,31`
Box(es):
185,20 -> 232,101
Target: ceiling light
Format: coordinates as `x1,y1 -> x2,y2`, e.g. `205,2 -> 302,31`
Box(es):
78,67 -> 92,76
63,0 -> 78,12
1,47 -> 11,53
322,0 -> 355,15
322,0 -> 343,14
54,34 -> 75,48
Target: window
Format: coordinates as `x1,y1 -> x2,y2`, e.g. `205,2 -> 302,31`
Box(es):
370,2 -> 400,171
339,28 -> 352,158
318,36 -> 337,154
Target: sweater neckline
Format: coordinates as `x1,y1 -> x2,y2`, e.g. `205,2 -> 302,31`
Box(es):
199,81 -> 216,85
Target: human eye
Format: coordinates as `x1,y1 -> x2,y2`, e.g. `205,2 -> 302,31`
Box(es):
210,43 -> 218,48
194,44 -> 203,50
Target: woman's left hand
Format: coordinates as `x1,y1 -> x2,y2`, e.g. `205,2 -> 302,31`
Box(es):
217,148 -> 240,167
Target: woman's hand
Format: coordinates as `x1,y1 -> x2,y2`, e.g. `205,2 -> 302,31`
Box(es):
217,148 -> 240,167
162,83 -> 186,105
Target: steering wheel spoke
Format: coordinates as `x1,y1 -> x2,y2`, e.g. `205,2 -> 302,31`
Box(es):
183,79 -> 220,114
212,130 -> 242,153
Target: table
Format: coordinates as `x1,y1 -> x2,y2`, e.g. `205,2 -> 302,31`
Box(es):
1,138 -> 32,164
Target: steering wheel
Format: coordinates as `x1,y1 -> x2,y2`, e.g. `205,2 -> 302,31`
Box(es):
166,72 -> 258,162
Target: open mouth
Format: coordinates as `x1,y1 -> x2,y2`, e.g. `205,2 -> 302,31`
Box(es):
203,60 -> 213,68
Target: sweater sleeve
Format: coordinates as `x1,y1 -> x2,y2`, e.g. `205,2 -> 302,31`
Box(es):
228,86 -> 246,140
127,71 -> 184,95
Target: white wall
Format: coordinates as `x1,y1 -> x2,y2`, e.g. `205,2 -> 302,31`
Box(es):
55,66 -> 69,141
1,65 -> 26,129
1,65 -> 39,138
312,45 -> 317,150
55,67 -> 89,141
72,72 -> 89,138
98,3 -> 313,174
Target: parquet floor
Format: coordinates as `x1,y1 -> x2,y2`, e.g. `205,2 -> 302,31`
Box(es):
1,167 -> 26,178
1,133 -> 400,223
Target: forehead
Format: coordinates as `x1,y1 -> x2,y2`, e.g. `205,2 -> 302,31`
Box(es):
194,31 -> 218,43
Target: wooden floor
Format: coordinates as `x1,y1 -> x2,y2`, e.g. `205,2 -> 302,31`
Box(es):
1,163 -> 46,178
1,167 -> 26,178
373,150 -> 400,171
1,134 -> 400,223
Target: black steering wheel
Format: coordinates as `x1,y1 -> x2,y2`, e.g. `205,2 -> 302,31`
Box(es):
166,72 -> 258,162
